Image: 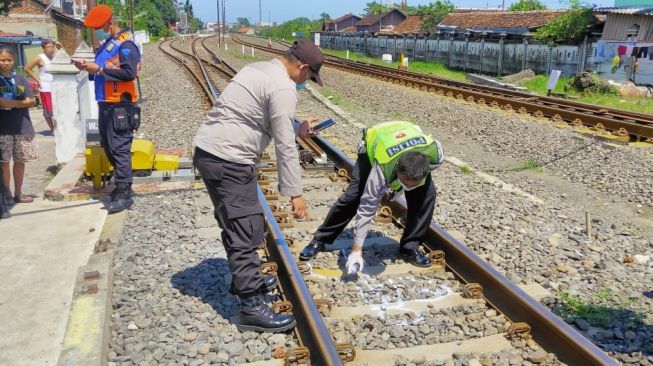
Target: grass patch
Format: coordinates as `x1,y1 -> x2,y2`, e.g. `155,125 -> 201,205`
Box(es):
520,75 -> 653,115
459,165 -> 472,174
321,48 -> 468,82
555,290 -> 645,329
321,88 -> 344,105
513,159 -> 543,172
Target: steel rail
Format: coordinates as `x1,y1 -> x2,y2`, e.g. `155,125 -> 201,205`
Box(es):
158,39 -> 214,105
311,134 -> 619,366
200,36 -> 238,77
250,36 -> 653,126
233,36 -> 653,139
258,190 -> 344,365
171,35 -> 343,364
190,37 -> 219,100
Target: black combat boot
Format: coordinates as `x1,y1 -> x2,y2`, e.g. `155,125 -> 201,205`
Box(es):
238,293 -> 296,333
107,182 -> 134,214
299,238 -> 326,261
399,247 -> 431,268
263,275 -> 278,292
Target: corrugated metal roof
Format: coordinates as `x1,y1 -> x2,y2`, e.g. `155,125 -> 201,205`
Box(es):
594,6 -> 653,15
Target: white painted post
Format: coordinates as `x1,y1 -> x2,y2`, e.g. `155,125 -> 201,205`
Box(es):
251,46 -> 254,57
346,50 -> 349,59
225,43 -> 228,51
242,44 -> 245,54
46,48 -> 93,163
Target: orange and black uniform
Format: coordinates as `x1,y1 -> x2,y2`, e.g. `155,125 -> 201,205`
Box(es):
92,30 -> 141,184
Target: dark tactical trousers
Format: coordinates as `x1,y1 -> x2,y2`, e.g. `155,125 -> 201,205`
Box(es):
194,147 -> 265,296
98,102 -> 134,184
314,151 -> 437,250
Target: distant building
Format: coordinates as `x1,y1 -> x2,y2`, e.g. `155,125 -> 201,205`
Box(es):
323,13 -> 361,32
378,15 -> 426,35
237,27 -> 255,35
2,0 -> 83,54
356,9 -> 407,33
594,6 -> 653,41
437,10 -> 568,38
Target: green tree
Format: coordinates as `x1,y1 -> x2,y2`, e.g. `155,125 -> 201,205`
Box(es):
237,17 -> 251,27
364,1 -> 390,15
534,2 -> 594,44
509,0 -> 547,11
416,1 -> 455,29
1,0 -> 22,16
133,0 -> 165,36
258,16 -> 322,40
320,12 -> 331,21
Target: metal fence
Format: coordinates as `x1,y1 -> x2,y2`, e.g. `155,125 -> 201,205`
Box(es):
317,33 -> 653,85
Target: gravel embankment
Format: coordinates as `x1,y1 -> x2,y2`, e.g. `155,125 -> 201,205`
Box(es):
108,39 -> 653,366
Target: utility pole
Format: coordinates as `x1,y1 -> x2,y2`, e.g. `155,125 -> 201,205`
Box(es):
259,0 -> 262,27
216,0 -> 221,46
128,0 -> 134,33
222,0 -> 226,45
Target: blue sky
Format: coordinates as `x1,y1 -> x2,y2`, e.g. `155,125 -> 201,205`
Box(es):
190,0 -> 615,24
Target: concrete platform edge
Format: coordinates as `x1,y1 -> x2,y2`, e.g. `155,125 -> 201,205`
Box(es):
56,211 -> 127,366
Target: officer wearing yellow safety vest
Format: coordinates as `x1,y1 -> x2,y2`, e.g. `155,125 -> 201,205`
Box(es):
74,4 -> 141,213
299,121 -> 444,274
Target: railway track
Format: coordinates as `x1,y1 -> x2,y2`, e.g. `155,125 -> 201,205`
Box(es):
155,36 -> 618,365
235,36 -> 653,142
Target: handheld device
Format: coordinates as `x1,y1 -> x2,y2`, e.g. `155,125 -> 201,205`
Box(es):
311,118 -> 336,133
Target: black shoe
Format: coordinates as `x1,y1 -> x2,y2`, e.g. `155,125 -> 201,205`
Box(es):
299,238 -> 326,261
106,183 -> 134,214
263,275 -> 278,292
399,248 -> 431,267
238,294 -> 296,333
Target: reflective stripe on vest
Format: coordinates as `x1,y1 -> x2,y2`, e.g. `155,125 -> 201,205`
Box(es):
365,121 -> 439,191
94,32 -> 140,103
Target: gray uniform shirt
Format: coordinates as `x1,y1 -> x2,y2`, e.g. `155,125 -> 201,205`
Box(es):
352,139 -> 444,246
194,58 -> 302,197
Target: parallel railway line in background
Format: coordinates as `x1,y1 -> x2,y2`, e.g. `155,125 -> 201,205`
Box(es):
237,36 -> 653,142
147,35 -> 619,365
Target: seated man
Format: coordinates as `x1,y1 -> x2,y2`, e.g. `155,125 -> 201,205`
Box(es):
299,121 -> 444,274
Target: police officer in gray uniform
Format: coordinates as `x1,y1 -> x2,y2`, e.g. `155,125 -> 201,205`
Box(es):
193,40 -> 324,333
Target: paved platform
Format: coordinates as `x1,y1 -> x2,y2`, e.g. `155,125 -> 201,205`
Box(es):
0,110 -> 108,366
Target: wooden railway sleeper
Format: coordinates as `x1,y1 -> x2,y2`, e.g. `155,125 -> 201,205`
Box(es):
284,346 -> 311,366
507,322 -> 532,340
272,300 -> 293,315
462,283 -> 483,299
373,206 -> 394,224
336,343 -> 356,362
260,262 -> 278,275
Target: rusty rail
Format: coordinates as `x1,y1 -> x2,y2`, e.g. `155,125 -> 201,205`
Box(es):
233,36 -> 653,140
312,134 -> 618,366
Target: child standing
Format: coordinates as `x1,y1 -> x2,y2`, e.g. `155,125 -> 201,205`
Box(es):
0,46 -> 37,204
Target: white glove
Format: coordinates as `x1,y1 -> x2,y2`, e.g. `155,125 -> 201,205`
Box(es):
346,250 -> 364,275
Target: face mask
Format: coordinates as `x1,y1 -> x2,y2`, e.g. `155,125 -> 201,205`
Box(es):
399,177 -> 426,192
95,29 -> 110,40
295,81 -> 306,90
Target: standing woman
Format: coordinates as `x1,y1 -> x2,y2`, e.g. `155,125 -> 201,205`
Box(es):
23,39 -> 56,132
0,46 -> 37,204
